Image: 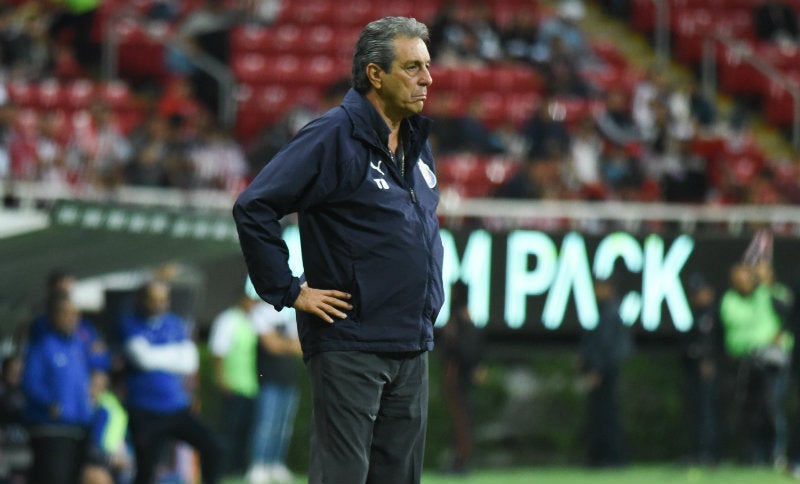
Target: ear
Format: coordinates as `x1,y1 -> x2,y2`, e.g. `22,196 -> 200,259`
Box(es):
366,63 -> 383,89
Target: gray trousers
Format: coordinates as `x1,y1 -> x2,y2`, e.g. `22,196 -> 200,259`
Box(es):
306,350 -> 429,484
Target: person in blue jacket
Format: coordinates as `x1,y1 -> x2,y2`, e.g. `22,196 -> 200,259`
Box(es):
233,16 -> 444,484
27,268 -> 111,372
120,280 -> 222,484
21,293 -> 92,484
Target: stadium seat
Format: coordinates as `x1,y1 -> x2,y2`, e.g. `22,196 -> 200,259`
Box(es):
230,24 -> 272,54
97,81 -> 137,110
304,55 -> 347,87
116,20 -> 170,80
278,1 -> 334,24
503,92 -> 541,128
6,81 -> 35,107
271,24 -> 303,53
491,65 -> 544,93
305,25 -> 337,55
63,79 -> 96,111
231,53 -> 269,84
34,80 -> 65,110
332,0 -> 376,26
764,72 -> 800,127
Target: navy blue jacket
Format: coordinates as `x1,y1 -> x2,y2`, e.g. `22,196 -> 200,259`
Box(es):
233,89 -> 444,357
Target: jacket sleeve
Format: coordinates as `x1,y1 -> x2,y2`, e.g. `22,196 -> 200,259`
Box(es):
232,120 -> 343,310
21,342 -> 54,412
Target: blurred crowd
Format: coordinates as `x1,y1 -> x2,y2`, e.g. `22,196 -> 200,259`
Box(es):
0,0 -> 796,207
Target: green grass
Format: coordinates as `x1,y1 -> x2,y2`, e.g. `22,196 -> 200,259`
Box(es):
222,464 -> 798,484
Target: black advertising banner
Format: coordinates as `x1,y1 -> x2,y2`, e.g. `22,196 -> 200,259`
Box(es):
282,226 -> 800,341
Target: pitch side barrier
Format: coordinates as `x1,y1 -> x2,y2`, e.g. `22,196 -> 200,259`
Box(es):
34,192 -> 800,343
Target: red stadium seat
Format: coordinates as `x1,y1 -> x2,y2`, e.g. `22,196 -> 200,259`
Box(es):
503,92 -> 541,128
34,80 -> 65,110
271,24 -> 303,53
473,92 -> 506,129
305,26 -> 337,55
764,72 -> 800,127
63,80 -> 97,111
333,0 -> 376,26
278,1 -> 334,24
304,55 -> 345,87
6,81 -> 35,107
717,42 -> 766,97
373,0 -> 415,18
116,20 -> 170,80
489,65 -> 542,93
97,81 -> 138,112
230,24 -> 272,54
231,53 -> 269,84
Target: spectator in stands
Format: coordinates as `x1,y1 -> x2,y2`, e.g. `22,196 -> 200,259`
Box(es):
595,88 -> 641,146
22,293 -> 92,484
657,138 -> 709,203
431,97 -> 506,156
188,121 -> 248,192
746,166 -> 784,205
577,276 -> 632,468
566,115 -> 606,198
134,112 -> 197,190
632,67 -> 668,144
682,274 -> 722,466
120,280 -> 223,484
533,0 -> 602,71
35,111 -> 71,190
494,147 -> 567,200
539,35 -> 591,98
157,76 -> 205,127
8,109 -> 38,182
428,1 -> 464,61
720,262 -> 793,466
66,101 -> 132,192
469,4 -> 504,65
600,142 -> 645,201
500,6 -> 539,64
247,288 -> 303,484
207,288 -> 260,478
428,3 -> 485,67
0,352 -> 30,483
47,0 -> 101,75
0,6 -> 53,81
753,0 -> 800,46
521,97 -> 571,160
125,114 -> 172,187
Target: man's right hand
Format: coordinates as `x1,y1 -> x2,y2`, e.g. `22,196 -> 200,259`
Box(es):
292,284 -> 352,324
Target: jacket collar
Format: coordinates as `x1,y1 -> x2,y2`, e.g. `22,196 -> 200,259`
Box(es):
341,88 -> 431,158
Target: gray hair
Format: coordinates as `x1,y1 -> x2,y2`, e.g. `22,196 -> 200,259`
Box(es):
351,16 -> 429,94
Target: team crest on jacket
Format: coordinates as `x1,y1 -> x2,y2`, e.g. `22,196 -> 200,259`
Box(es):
417,159 -> 437,189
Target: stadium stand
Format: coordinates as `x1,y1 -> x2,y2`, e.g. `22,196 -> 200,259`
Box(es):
0,0 -> 798,207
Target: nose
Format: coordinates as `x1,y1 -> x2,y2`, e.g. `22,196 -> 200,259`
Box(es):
420,65 -> 433,86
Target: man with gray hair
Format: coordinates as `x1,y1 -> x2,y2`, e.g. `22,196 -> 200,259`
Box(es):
233,16 -> 443,484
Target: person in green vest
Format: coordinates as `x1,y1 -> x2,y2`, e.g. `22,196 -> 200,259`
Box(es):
207,289 -> 261,478
47,0 -> 102,73
720,261 -> 793,467
82,370 -> 132,484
